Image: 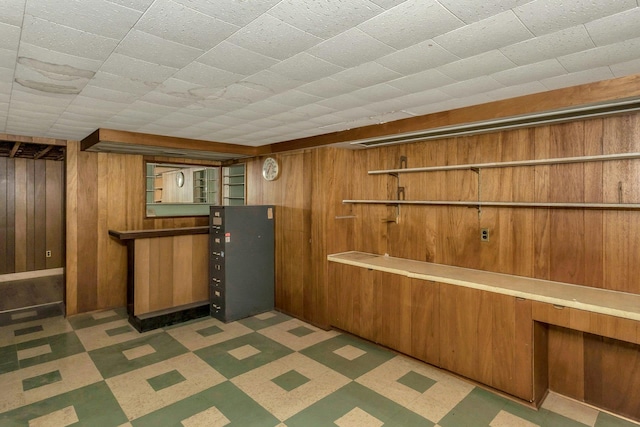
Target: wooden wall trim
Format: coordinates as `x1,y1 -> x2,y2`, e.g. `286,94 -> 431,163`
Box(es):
0,133 -> 67,147
262,73 -> 640,154
82,128 -> 259,157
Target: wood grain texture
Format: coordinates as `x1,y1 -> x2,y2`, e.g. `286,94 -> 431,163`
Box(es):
34,160 -> 46,270
0,157 -> 7,274
13,159 -> 27,272
547,325 -> 585,400
374,271 -> 412,354
65,141 -> 79,315
45,161 -> 63,269
410,279 -> 440,366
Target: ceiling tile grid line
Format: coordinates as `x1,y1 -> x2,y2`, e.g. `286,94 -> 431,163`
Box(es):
1,1 -> 640,146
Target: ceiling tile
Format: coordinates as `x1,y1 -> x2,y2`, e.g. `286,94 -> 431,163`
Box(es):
0,48 -> 17,71
14,57 -> 92,96
9,100 -> 64,115
269,53 -> 344,82
297,77 -> 360,98
89,71 -> 158,96
359,97 -> 411,113
0,22 -> 20,50
358,0 -> 464,49
350,83 -> 406,102
139,91 -> 197,109
437,0 -> 532,23
332,61 -> 403,88
585,7 -> 640,46
198,41 -> 278,77
224,109 -> 270,121
172,62 -> 243,88
21,15 -> 119,60
115,30 -> 204,69
78,85 -> 139,104
434,11 -> 533,58
308,28 -> 396,68
244,100 -> 294,116
377,40 -> 459,75
226,14 -> 323,61
26,0 -> 142,39
150,112 -> 206,127
513,0 -> 637,36
318,93 -> 367,110
610,57 -> 640,78
491,59 -> 567,86
0,0 -> 25,27
65,96 -> 127,113
136,0 -> 239,50
10,87 -> 74,107
240,70 -> 305,95
104,0 -> 154,12
288,103 -> 337,119
438,50 -> 515,81
18,42 -> 104,73
172,0 -> 280,26
499,25 -> 595,66
369,0 -> 408,8
389,88 -> 451,109
413,93 -> 495,113
387,69 -> 456,93
268,0 -> 384,39
558,36 -> 640,72
267,90 -> 323,108
439,76 -> 504,97
540,66 -> 614,90
100,53 -> 178,83
484,81 -> 548,101
210,83 -> 273,105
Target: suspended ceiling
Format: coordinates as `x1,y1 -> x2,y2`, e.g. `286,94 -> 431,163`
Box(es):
1,0 -> 640,148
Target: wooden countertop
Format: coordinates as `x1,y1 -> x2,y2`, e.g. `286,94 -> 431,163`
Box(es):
328,251 -> 640,322
109,226 -> 209,240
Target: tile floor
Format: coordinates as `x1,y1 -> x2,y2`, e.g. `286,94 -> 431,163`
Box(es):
0,307 -> 638,427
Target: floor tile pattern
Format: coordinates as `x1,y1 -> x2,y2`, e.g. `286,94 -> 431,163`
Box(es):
0,308 -> 638,426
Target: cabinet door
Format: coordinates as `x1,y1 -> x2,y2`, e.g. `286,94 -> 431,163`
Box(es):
439,285 -> 533,401
411,279 -> 440,366
373,271 -> 412,354
328,263 -> 374,339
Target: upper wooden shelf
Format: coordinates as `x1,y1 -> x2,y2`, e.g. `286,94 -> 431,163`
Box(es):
368,152 -> 640,175
342,200 -> 640,210
328,251 -> 640,322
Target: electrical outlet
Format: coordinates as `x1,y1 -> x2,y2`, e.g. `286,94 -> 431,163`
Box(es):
480,228 -> 489,242
46,250 -> 52,258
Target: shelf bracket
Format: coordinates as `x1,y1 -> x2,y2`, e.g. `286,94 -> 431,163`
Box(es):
397,186 -> 405,201
381,204 -> 400,224
399,155 -> 407,169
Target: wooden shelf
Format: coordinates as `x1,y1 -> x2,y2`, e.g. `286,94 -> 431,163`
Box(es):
368,152 -> 640,175
343,200 -> 640,210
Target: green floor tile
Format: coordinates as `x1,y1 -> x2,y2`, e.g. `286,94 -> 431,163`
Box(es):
132,381 -> 279,427
285,382 -> 434,427
196,325 -> 223,337
595,412 -> 640,427
238,311 -> 292,331
67,307 -> 127,330
271,369 -> 310,391
0,344 -> 19,374
287,326 -> 315,337
397,370 -> 436,393
16,332 -> 85,369
14,325 -> 43,337
22,370 -> 62,391
438,387 -> 508,427
105,325 -> 133,337
147,369 -> 187,392
89,332 -> 189,379
194,332 -> 293,379
300,334 -> 395,379
0,381 -> 128,427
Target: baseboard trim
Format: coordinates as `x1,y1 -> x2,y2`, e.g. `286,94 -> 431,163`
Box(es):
0,268 -> 64,283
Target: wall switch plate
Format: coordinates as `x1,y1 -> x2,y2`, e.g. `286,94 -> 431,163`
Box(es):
480,228 -> 489,242
46,250 -> 52,257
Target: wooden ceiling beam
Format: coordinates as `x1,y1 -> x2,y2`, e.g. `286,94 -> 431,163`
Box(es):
34,145 -> 54,160
9,142 -> 20,158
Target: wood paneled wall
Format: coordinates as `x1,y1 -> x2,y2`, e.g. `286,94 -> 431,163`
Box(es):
65,141 -> 210,315
243,112 -> 640,329
0,157 -> 63,274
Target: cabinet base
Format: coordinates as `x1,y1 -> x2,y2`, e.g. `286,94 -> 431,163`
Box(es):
129,301 -> 210,332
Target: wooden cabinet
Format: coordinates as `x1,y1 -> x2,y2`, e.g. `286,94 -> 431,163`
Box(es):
373,271 -> 412,355
439,285 -> 534,401
328,263 -> 375,340
411,279 -> 440,366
